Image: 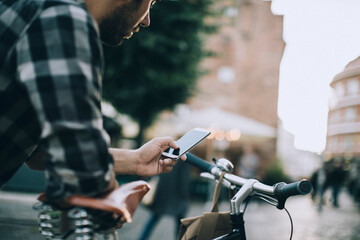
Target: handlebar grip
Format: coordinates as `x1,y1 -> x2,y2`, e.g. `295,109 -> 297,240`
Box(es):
185,153 -> 215,173
275,179 -> 313,197
274,179 -> 313,209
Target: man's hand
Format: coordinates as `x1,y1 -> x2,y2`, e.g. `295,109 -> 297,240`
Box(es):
110,137 -> 186,176
135,137 -> 186,176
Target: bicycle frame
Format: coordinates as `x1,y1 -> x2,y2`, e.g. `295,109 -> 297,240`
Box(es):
201,175 -> 263,240
213,214 -> 246,240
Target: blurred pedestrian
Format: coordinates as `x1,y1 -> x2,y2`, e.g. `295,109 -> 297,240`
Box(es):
310,163 -> 329,212
236,144 -> 259,179
348,160 -> 360,205
139,160 -> 191,240
327,158 -> 347,208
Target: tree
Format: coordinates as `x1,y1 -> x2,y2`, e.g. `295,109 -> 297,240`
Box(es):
103,0 -> 217,146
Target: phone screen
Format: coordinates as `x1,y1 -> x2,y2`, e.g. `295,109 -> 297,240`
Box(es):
162,128 -> 211,159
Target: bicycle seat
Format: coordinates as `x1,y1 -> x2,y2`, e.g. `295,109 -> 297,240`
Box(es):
37,180 -> 150,223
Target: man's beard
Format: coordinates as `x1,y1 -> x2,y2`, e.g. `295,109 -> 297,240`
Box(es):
99,4 -> 138,47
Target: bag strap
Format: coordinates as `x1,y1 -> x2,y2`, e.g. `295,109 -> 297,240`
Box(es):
211,172 -> 226,212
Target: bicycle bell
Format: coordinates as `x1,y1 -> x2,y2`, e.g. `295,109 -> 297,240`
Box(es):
213,158 -> 234,173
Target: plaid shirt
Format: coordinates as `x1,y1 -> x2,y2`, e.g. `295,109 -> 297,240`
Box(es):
0,0 -> 114,200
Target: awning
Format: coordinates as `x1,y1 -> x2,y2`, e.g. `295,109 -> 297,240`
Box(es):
147,106 -> 276,139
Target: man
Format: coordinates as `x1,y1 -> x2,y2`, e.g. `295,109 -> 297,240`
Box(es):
0,0 -> 184,203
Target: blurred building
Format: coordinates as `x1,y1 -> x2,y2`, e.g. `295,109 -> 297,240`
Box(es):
277,120 -> 322,180
190,0 -> 283,128
185,0 -> 284,170
325,57 -> 360,160
147,0 -> 286,179
325,57 -> 360,203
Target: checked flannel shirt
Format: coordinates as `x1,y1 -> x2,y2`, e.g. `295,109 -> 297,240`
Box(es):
0,0 -> 114,200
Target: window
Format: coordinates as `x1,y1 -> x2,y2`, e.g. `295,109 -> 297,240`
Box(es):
217,66 -> 235,84
328,137 -> 338,151
345,107 -> 357,122
331,110 -> 340,123
355,134 -> 360,149
344,135 -> 354,152
224,7 -> 238,18
347,78 -> 359,96
335,83 -> 345,97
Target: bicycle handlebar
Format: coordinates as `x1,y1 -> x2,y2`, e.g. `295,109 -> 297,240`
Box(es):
185,153 -> 215,173
186,153 -> 313,209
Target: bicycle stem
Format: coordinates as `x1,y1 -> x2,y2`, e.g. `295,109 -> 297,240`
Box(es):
231,179 -> 258,214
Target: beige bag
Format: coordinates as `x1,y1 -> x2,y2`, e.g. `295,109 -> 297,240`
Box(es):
177,172 -> 232,240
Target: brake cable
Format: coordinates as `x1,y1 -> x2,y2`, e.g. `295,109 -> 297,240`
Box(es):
242,193 -> 294,240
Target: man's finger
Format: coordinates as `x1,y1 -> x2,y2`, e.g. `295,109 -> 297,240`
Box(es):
162,165 -> 173,173
179,154 -> 187,161
159,159 -> 174,166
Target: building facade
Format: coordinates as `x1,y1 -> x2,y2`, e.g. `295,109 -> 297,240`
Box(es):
325,57 -> 360,204
190,0 -> 284,128
326,57 -> 360,159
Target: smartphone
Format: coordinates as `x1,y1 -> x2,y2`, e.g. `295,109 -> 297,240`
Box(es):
162,128 -> 211,159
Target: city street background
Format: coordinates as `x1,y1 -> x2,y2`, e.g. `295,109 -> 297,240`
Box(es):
0,189 -> 359,240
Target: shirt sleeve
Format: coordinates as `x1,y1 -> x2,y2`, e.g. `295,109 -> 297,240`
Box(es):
15,3 -> 114,201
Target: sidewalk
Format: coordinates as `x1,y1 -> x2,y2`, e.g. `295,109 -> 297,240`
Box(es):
0,190 -> 359,239
0,192 -> 40,239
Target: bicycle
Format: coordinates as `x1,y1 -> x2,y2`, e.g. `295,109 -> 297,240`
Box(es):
184,153 -> 313,240
34,153 -> 312,240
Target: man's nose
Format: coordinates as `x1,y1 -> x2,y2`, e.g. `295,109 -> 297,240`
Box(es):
140,12 -> 150,27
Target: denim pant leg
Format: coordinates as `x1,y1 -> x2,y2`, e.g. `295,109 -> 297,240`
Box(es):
139,213 -> 161,240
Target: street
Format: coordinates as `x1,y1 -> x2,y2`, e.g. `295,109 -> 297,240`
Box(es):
0,190 -> 359,239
